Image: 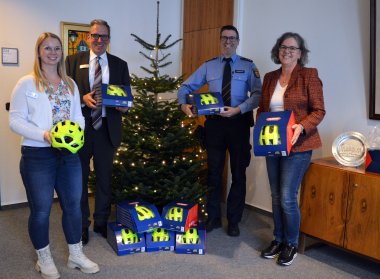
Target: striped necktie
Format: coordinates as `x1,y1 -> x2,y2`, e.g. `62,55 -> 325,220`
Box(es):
91,56 -> 102,130
222,57 -> 232,106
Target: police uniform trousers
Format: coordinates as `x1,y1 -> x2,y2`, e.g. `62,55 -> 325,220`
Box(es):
79,117 -> 116,229
204,113 -> 252,224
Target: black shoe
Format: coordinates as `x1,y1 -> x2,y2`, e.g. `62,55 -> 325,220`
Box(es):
277,244 -> 297,266
227,223 -> 240,237
81,228 -> 89,245
261,240 -> 283,259
205,218 -> 222,233
93,224 -> 107,238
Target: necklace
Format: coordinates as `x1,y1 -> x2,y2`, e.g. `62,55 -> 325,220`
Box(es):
279,74 -> 290,86
279,78 -> 288,86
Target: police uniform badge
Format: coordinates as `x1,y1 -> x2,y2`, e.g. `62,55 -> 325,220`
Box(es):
253,67 -> 260,78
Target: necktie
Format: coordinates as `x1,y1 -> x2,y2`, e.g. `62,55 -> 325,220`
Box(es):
222,57 -> 232,106
91,56 -> 102,130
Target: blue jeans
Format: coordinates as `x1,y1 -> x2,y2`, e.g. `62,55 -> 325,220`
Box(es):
265,151 -> 312,247
20,146 -> 82,249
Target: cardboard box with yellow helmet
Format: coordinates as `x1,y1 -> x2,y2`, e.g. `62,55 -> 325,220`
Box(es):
161,202 -> 198,232
116,200 -> 163,233
253,111 -> 295,156
175,225 -> 206,255
101,83 -> 133,107
145,228 -> 175,252
186,92 -> 224,115
107,222 -> 146,256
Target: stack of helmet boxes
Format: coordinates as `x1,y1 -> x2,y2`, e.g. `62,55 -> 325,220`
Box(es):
161,202 -> 206,255
108,200 -> 162,255
107,200 -> 205,255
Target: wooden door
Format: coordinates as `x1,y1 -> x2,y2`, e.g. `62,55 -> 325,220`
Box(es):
182,0 -> 234,200
300,163 -> 349,246
182,0 -> 234,80
344,172 -> 380,260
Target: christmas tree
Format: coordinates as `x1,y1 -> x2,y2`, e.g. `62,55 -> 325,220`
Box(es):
111,1 -> 207,212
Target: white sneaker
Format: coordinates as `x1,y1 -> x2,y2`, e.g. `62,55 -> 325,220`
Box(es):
35,245 -> 60,279
67,242 -> 100,274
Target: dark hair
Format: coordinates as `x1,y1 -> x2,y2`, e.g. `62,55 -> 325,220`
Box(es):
220,25 -> 239,39
271,32 -> 309,66
90,19 -> 111,37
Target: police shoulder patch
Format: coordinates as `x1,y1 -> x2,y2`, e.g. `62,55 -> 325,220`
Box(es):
240,56 -> 253,63
206,57 -> 218,63
253,67 -> 260,78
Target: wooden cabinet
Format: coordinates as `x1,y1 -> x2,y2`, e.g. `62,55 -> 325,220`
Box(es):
300,158 -> 380,261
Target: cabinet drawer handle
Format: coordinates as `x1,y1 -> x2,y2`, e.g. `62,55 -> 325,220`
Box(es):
352,183 -> 359,188
329,192 -> 335,204
311,186 -> 316,198
361,199 -> 367,212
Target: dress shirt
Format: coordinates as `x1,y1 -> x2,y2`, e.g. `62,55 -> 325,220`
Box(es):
89,51 -> 109,117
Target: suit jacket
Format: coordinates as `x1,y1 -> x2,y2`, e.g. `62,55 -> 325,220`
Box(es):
257,65 -> 325,152
65,51 -> 130,147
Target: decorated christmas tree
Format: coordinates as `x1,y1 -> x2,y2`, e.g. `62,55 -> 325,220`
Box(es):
111,1 -> 207,212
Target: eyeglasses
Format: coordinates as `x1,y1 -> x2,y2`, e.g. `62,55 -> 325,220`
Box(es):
42,46 -> 62,53
279,45 -> 300,53
220,36 -> 238,42
90,34 -> 110,41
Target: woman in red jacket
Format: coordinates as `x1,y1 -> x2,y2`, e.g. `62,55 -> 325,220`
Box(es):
258,32 -> 325,266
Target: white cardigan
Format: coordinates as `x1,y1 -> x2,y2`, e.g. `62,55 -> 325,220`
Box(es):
9,74 -> 84,147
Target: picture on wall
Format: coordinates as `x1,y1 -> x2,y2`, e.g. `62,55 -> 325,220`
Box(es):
60,21 -> 90,58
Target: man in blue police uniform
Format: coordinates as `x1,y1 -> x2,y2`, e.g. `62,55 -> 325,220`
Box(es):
177,25 -> 262,237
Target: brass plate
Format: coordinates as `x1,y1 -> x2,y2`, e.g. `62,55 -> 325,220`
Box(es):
332,132 -> 366,167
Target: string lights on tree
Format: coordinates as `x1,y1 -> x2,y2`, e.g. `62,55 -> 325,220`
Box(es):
110,1 -> 207,215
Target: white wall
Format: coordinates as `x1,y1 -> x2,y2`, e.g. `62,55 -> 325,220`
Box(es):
0,0 -> 182,206
239,0 -> 378,211
0,0 -> 378,210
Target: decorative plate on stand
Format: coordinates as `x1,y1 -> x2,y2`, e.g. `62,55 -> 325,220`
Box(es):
332,132 -> 366,167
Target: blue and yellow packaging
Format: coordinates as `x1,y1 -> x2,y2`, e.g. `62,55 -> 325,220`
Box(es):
116,200 -> 162,233
186,92 -> 224,115
145,228 -> 175,252
253,111 -> 295,156
101,84 -> 133,107
175,226 -> 206,255
107,222 -> 146,256
161,202 -> 198,232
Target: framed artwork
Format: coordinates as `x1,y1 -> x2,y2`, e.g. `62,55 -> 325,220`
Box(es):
370,0 -> 380,119
60,21 -> 90,58
2,47 -> 19,64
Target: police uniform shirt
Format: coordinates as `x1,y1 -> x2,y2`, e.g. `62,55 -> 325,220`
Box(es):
177,54 -> 262,114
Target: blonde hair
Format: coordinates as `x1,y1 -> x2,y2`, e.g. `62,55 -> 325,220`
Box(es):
33,32 -> 75,94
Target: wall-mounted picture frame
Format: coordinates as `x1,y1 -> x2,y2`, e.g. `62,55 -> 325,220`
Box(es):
370,0 -> 380,119
60,21 -> 91,58
2,47 -> 19,65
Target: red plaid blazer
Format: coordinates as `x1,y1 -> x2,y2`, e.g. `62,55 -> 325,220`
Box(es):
257,65 -> 326,152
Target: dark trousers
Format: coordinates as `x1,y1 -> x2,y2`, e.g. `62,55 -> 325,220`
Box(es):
79,118 -> 116,228
204,114 -> 251,224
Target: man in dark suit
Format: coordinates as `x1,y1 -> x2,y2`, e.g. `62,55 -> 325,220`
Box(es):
66,19 -> 130,245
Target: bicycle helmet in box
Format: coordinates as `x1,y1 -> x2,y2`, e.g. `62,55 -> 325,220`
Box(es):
151,228 -> 170,242
135,205 -> 155,221
165,206 -> 184,222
